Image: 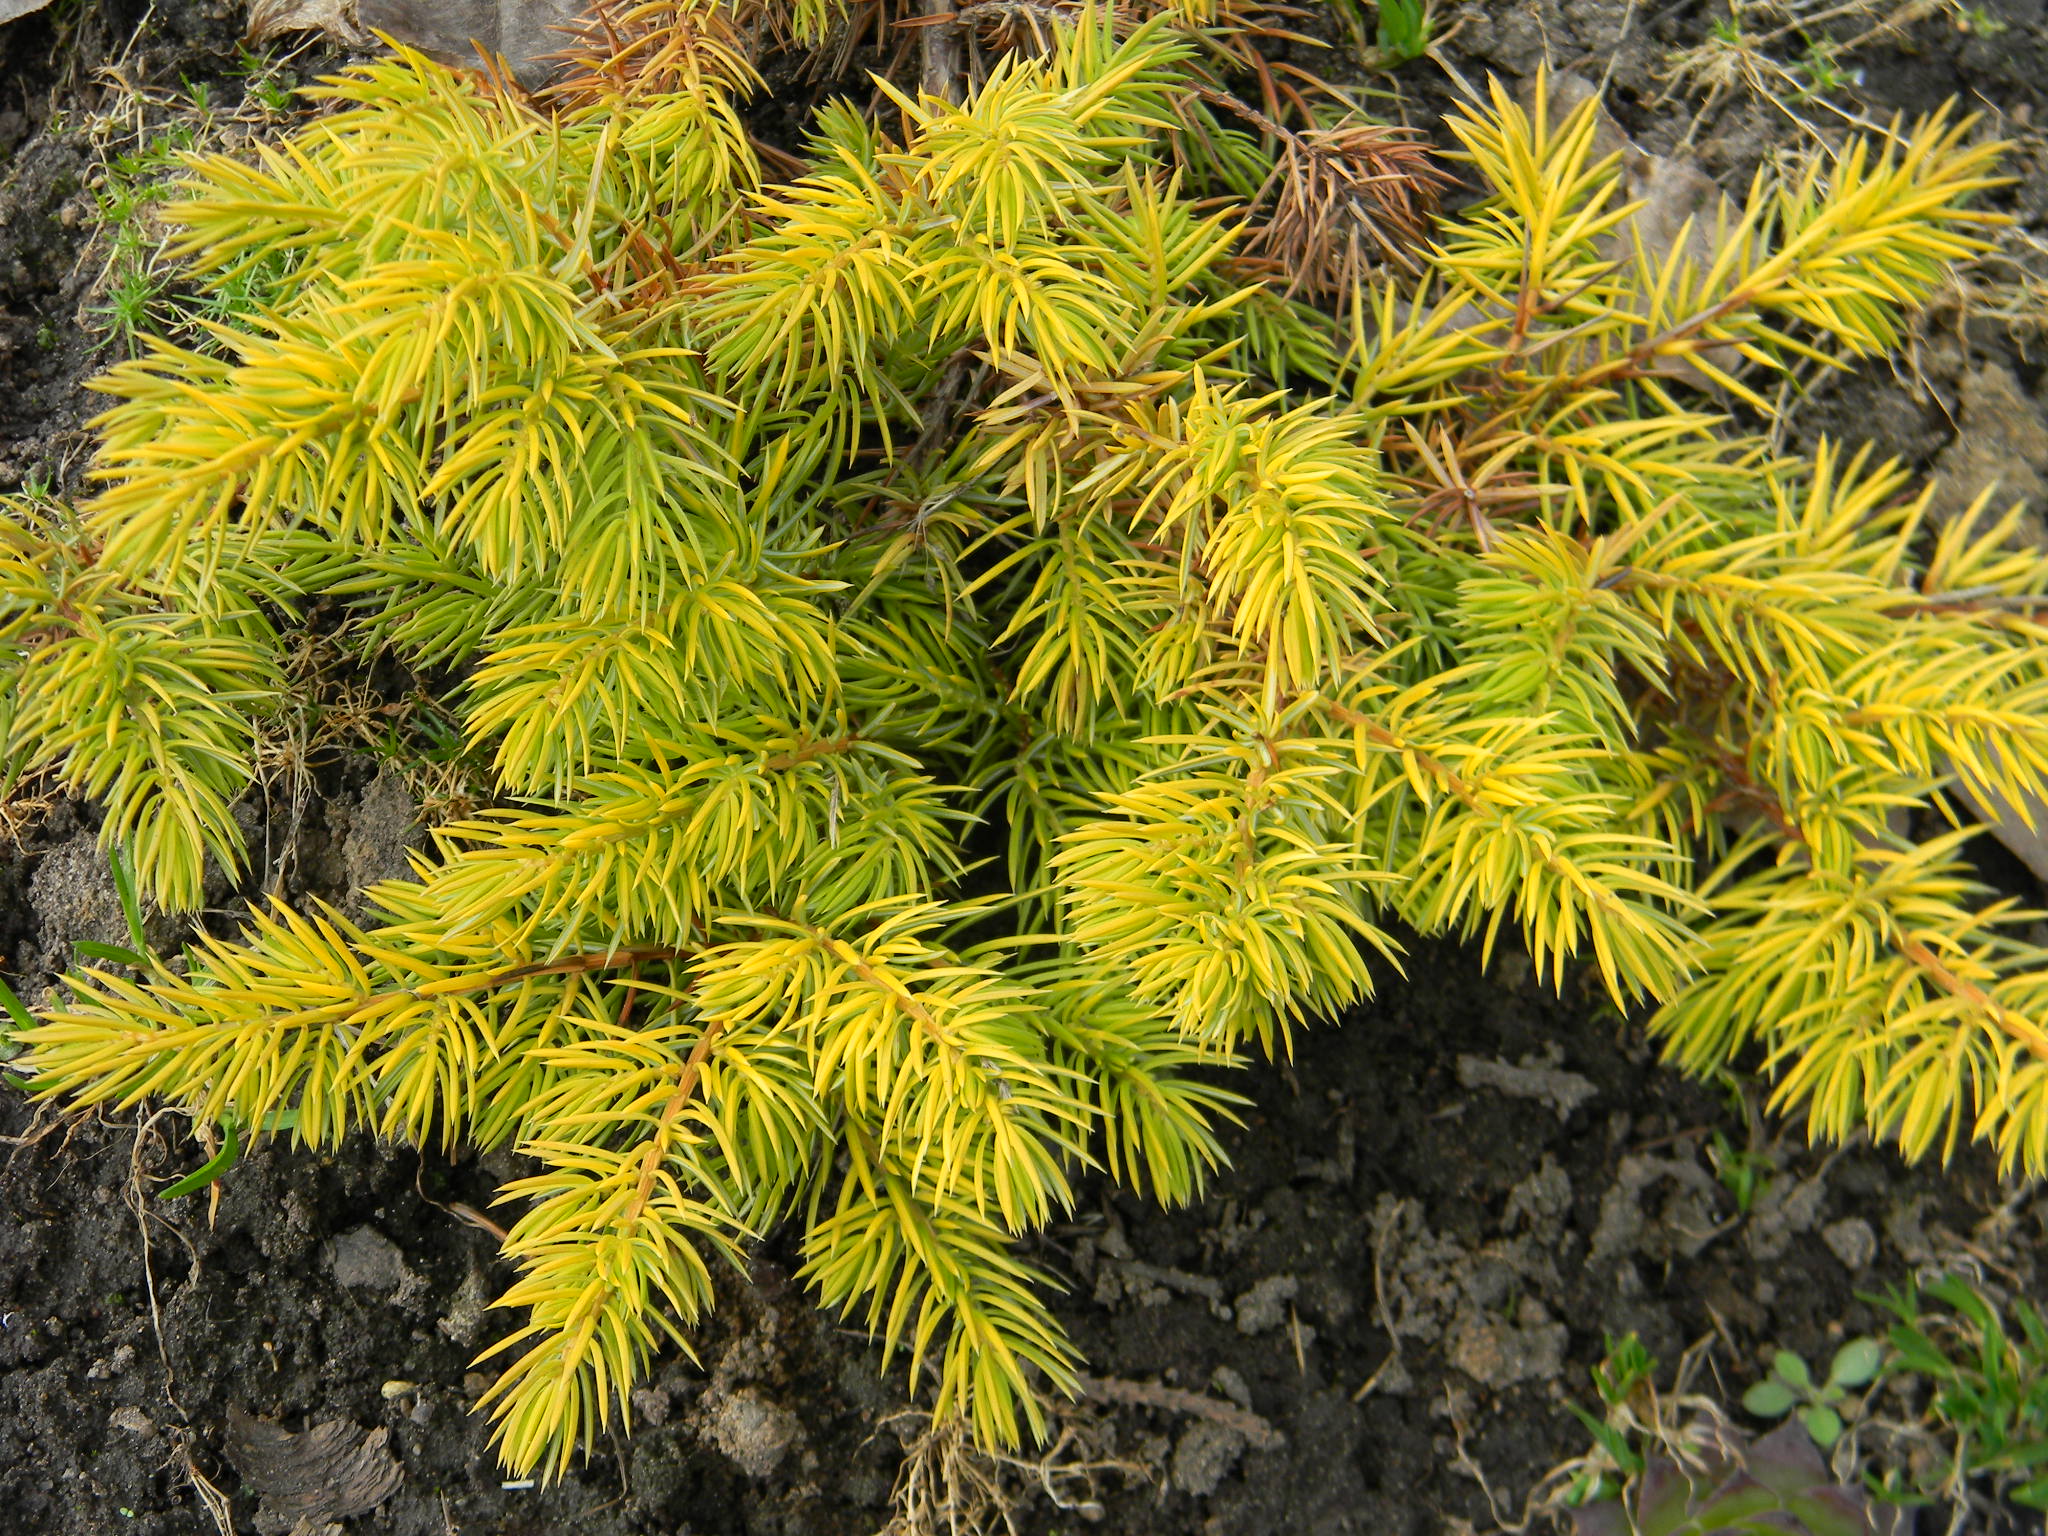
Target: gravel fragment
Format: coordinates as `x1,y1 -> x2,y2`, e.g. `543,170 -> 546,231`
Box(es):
1822,1217 -> 1878,1271
703,1389 -> 799,1478
327,1227 -> 408,1291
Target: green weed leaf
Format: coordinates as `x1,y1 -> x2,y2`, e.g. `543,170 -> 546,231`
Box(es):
71,942 -> 151,968
158,1120 -> 241,1199
1828,1337 -> 1884,1389
1774,1350 -> 1814,1392
1744,1380 -> 1799,1418
1800,1404 -> 1844,1448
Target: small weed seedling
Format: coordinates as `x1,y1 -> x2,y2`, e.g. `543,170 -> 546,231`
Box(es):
231,44 -> 300,120
0,974 -> 30,1086
1742,1339 -> 1886,1449
1370,0 -> 1432,68
86,128 -> 196,353
1950,2 -> 2007,37
1791,39 -> 1850,100
1869,1274 -> 2048,1510
1563,1333 -> 1660,1503
1707,1128 -> 1775,1216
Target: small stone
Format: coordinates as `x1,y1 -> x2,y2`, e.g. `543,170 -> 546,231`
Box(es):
1884,1196 -> 1935,1267
110,1407 -> 155,1436
109,1343 -> 135,1373
1930,363 -> 2048,544
1169,1420 -> 1247,1497
1233,1275 -> 1298,1336
353,0 -> 496,73
1822,1217 -> 1878,1272
435,1266 -> 490,1348
328,1227 -> 408,1291
379,1381 -> 416,1400
27,834 -> 129,970
703,1389 -> 799,1478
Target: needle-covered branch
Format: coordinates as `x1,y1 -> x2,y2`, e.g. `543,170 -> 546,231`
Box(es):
5,0 -> 2043,1488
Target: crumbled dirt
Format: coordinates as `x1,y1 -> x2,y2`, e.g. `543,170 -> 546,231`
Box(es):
6,2 -> 2048,1535
1928,361 -> 2048,544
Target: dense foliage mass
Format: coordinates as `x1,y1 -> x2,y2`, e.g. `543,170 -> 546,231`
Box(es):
5,0 -> 2045,1479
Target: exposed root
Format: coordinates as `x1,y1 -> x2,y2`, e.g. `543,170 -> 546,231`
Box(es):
876,1404 -> 1149,1536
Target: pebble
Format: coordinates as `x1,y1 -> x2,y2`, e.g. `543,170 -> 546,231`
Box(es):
328,1227 -> 408,1292
85,1344 -> 136,1381
703,1389 -> 799,1478
1822,1217 -> 1878,1271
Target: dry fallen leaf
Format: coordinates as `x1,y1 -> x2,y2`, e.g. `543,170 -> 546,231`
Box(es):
355,0 -> 589,83
247,0 -> 368,45
224,1408 -> 404,1528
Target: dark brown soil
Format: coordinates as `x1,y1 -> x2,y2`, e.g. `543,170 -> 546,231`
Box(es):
5,3 -> 2048,1535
